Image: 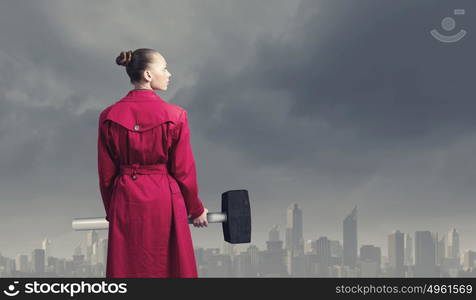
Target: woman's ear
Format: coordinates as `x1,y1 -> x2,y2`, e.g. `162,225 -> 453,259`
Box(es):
143,69 -> 152,82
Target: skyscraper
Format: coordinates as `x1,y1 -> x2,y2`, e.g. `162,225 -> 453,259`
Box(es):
269,225 -> 280,242
285,203 -> 304,256
222,241 -> 236,258
304,239 -> 314,254
285,203 -> 305,276
15,254 -> 29,273
315,236 -> 331,276
463,250 -> 476,270
437,235 -> 446,265
330,240 -> 343,259
247,244 -> 259,268
236,244 -> 259,277
447,228 -> 460,260
404,233 -> 413,266
41,238 -> 51,267
343,206 -> 357,268
31,249 -> 45,275
360,245 -> 381,277
261,225 -> 287,276
388,230 -> 405,277
86,230 -> 99,264
414,231 -> 437,277
98,238 -> 108,266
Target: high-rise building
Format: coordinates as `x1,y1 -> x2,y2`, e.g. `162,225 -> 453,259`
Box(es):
269,224 -> 280,242
360,245 -> 381,277
360,245 -> 381,265
437,235 -> 446,265
98,238 -> 108,266
87,230 -> 99,246
15,254 -> 29,273
235,251 -> 253,277
198,248 -> 232,277
285,203 -> 304,256
260,225 -> 287,276
285,203 -> 305,276
343,206 -> 357,268
304,239 -> 314,254
388,230 -> 405,277
414,231 -> 437,277
86,230 -> 99,264
330,240 -> 343,260
74,244 -> 82,256
31,249 -> 45,275
447,228 -> 460,260
315,236 -> 331,276
404,233 -> 413,266
42,238 -> 51,267
92,240 -> 99,265
222,242 -> 236,258
463,250 -> 476,270
235,245 -> 260,277
247,244 -> 259,268
437,229 -> 461,276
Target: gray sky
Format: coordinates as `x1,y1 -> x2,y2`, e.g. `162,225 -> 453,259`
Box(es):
0,0 -> 475,259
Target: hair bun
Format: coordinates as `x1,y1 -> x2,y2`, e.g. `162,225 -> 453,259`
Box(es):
115,50 -> 133,66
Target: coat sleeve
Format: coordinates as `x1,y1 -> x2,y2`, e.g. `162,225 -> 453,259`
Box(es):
168,109 -> 205,220
97,113 -> 118,222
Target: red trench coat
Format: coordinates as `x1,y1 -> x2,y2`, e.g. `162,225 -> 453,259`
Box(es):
97,88 -> 205,278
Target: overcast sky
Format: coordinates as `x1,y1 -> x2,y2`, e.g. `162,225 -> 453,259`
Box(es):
0,0 -> 475,260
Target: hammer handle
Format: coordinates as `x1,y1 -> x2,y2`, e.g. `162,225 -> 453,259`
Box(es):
188,212 -> 226,224
72,212 -> 227,230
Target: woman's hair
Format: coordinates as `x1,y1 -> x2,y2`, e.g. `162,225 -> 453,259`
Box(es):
115,48 -> 159,84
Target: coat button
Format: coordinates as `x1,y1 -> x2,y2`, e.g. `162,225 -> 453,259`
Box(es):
134,124 -> 140,131
131,175 -> 137,180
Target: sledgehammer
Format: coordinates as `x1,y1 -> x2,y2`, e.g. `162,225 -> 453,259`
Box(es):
72,189 -> 251,244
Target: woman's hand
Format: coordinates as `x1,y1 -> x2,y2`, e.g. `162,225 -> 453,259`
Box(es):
192,208 -> 208,227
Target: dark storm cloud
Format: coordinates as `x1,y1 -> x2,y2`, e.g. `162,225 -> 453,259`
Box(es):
184,0 -> 476,181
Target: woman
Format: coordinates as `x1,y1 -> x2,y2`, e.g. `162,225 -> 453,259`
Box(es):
97,48 -> 208,278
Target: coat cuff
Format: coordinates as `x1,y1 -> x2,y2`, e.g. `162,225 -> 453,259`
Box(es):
189,206 -> 205,220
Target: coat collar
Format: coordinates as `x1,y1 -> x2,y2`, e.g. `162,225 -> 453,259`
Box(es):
102,88 -> 176,132
120,88 -> 165,102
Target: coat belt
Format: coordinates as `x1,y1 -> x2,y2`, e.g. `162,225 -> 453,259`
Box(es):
119,163 -> 168,180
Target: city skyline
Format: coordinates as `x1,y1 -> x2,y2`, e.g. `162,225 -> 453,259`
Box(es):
1,203 -> 475,277
1,201 -> 475,261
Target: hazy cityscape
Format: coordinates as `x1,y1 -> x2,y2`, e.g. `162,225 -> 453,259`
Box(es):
1,203 -> 476,278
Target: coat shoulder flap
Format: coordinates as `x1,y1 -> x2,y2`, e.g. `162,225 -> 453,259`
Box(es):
101,101 -> 179,132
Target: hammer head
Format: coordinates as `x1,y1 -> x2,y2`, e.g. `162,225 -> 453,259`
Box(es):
222,189 -> 251,244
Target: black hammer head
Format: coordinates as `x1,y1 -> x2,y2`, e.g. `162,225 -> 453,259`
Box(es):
222,189 -> 251,244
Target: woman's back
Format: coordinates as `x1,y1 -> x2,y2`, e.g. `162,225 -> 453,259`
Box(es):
97,88 -> 205,277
